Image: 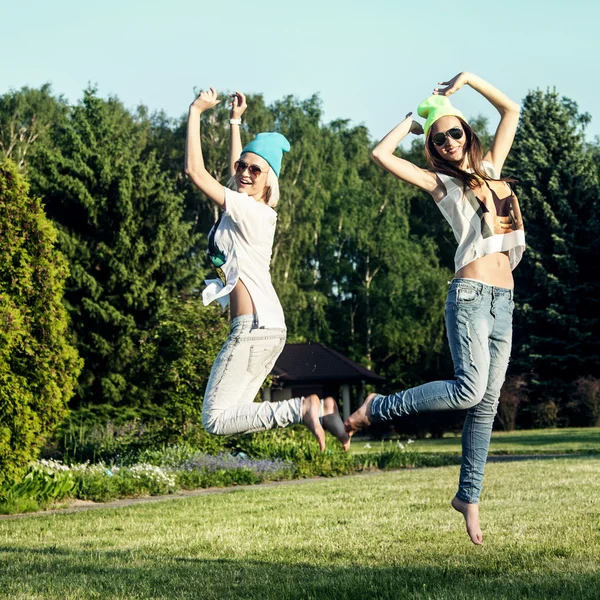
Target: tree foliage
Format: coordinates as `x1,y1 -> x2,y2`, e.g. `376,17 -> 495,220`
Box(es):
0,84 -> 67,171
133,298 -> 229,434
2,83 -> 599,438
0,160 -> 81,483
507,90 -> 600,423
155,94 -> 452,390
29,89 -> 203,409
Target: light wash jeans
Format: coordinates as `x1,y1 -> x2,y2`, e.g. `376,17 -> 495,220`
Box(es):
370,279 -> 514,503
203,314 -> 303,435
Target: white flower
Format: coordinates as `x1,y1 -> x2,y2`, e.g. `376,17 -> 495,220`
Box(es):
70,461 -> 119,476
33,459 -> 72,474
128,464 -> 176,488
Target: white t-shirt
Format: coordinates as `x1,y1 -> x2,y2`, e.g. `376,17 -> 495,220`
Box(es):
202,188 -> 286,329
435,161 -> 526,272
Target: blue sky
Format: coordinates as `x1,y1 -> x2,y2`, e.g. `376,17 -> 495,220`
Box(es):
1,0 -> 595,144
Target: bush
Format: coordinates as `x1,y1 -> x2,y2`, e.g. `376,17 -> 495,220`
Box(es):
48,413 -> 172,465
0,459 -> 75,514
133,452 -> 292,494
530,399 -> 560,428
70,462 -> 177,502
1,431 -> 469,514
0,160 -> 81,485
138,442 -> 228,468
497,375 -> 528,431
567,376 -> 600,427
142,445 -> 295,489
230,427 -> 355,477
352,440 -> 460,471
175,468 -> 262,489
133,298 -> 229,435
0,451 -> 295,512
46,410 -> 228,465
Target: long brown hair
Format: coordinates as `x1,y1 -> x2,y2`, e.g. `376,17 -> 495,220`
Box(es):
425,118 -> 515,189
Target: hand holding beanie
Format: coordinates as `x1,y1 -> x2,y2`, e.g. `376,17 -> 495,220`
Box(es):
241,132 -> 291,178
417,95 -> 467,137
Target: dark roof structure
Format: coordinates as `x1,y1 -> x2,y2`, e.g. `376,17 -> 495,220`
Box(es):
272,343 -> 384,384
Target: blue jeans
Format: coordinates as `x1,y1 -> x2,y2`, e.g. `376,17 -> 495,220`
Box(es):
203,315 -> 302,435
370,279 -> 514,503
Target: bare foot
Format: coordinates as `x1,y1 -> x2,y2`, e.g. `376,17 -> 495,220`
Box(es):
302,394 -> 326,452
451,496 -> 483,545
321,397 -> 351,451
344,393 -> 377,437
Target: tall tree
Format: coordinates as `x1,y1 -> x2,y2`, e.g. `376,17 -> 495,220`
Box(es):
321,124 -> 450,387
0,85 -> 67,171
149,93 -> 276,266
0,160 -> 81,483
150,93 -> 454,390
269,96 -> 344,341
507,90 -> 600,413
30,89 -> 201,409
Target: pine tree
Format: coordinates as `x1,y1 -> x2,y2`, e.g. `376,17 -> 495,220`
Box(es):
507,90 -> 600,416
30,89 -> 201,410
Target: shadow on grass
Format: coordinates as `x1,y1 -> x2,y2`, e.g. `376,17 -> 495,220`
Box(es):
487,453 -> 600,462
491,431 -> 600,448
0,545 -> 598,599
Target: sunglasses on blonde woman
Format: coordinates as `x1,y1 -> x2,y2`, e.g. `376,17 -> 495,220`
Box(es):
234,160 -> 267,178
431,127 -> 464,147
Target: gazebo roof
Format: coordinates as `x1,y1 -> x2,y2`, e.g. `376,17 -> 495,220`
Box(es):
271,343 -> 384,384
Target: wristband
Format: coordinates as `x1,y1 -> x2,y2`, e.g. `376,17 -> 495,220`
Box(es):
229,118 -> 242,125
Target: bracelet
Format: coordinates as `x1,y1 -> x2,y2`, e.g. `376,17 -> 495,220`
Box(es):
229,118 -> 242,125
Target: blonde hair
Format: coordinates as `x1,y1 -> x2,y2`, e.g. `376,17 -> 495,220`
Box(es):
265,169 -> 279,208
226,167 -> 280,208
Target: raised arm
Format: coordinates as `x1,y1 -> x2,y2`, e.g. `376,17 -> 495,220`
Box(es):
185,87 -> 226,207
228,91 -> 247,177
434,72 -> 520,175
372,114 -> 439,195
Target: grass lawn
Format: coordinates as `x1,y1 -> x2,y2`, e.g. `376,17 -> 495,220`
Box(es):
1,457 -> 599,599
351,427 -> 600,456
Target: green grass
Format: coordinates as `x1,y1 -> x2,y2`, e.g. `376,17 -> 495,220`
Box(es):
351,427 -> 600,456
1,457 -> 599,599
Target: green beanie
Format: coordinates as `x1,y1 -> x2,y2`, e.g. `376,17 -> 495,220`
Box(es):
417,95 -> 467,137
241,132 -> 291,178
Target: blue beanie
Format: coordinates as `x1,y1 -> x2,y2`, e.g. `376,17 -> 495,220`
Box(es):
241,132 -> 291,178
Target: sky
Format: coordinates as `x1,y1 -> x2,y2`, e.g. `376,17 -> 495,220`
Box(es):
0,0 -> 596,145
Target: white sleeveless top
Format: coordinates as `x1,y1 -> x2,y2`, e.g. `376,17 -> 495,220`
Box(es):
202,188 -> 286,329
435,161 -> 526,272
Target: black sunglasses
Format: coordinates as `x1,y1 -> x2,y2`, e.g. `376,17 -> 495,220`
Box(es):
234,160 -> 267,178
431,127 -> 464,147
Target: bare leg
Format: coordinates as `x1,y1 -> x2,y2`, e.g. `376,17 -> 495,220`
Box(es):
302,394 -> 326,452
344,393 -> 377,436
321,396 -> 350,451
451,496 -> 483,545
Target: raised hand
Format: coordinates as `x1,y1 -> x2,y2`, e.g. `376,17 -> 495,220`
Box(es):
230,91 -> 247,119
433,72 -> 470,97
191,87 -> 220,112
406,112 -> 424,135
